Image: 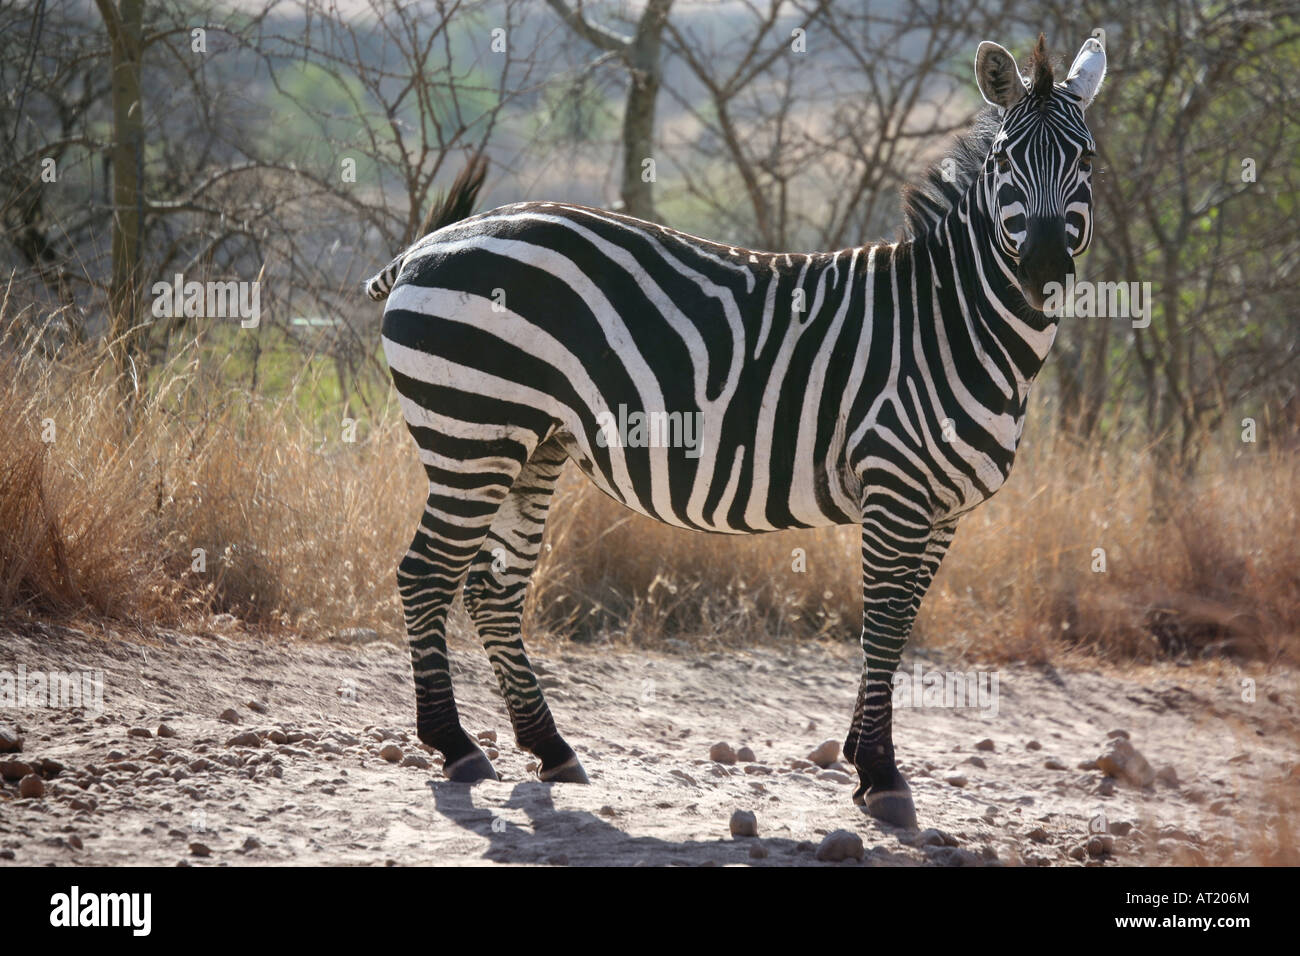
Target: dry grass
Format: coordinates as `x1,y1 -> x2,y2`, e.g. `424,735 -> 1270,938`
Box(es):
2,313 -> 1297,664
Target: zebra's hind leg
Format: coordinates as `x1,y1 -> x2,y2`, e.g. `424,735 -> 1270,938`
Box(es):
844,502 -> 957,829
399,462 -> 530,783
462,437 -> 588,784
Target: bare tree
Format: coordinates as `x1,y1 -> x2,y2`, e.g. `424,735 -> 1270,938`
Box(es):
545,0 -> 673,221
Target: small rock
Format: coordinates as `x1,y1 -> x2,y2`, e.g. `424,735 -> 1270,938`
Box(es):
1044,757 -> 1067,771
966,756 -> 987,769
246,700 -> 268,714
1027,826 -> 1050,843
709,742 -> 737,765
1025,740 -> 1042,751
127,727 -> 152,738
815,829 -> 864,862
68,835 -> 84,850
189,842 -> 212,857
975,738 -> 995,752
266,730 -> 287,745
218,708 -> 240,724
380,745 -> 403,763
0,727 -> 21,753
729,809 -> 758,837
1156,765 -> 1179,787
0,760 -> 34,781
807,739 -> 840,768
226,732 -> 262,748
484,748 -> 499,760
18,773 -> 44,798
736,746 -> 757,763
1086,834 -> 1114,858
748,843 -> 769,859
1108,821 -> 1133,836
1096,738 -> 1155,787
401,754 -> 430,770
477,730 -> 497,745
1068,844 -> 1087,861
157,724 -> 178,739
945,774 -> 968,788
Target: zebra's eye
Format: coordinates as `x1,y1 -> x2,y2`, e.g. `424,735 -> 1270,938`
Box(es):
1079,150 -> 1095,171
995,151 -> 1011,174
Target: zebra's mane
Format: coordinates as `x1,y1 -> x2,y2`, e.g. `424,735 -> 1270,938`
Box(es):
899,106 -> 1002,240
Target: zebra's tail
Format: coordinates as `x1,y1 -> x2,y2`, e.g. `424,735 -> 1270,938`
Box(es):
363,155 -> 489,302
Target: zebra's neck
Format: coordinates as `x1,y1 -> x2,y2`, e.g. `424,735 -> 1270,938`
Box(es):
915,183 -> 1060,406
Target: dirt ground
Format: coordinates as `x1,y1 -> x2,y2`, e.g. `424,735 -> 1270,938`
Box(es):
1,621 -> 1296,866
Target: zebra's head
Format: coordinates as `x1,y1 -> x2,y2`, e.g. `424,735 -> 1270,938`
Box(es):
974,35 -> 1107,311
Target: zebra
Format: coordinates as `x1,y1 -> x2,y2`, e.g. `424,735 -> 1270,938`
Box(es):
367,34 -> 1106,829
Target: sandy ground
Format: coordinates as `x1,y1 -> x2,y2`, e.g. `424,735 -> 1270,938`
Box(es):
1,620 -> 1297,867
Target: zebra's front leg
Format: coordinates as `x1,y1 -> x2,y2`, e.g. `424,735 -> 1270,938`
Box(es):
844,508 -> 956,829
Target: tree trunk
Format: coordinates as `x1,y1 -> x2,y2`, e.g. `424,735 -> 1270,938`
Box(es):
99,0 -> 146,399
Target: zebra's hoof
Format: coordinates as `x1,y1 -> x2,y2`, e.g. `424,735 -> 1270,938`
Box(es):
538,755 -> 589,783
444,748 -> 499,783
855,788 -> 918,830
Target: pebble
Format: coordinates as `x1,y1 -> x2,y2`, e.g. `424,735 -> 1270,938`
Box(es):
127,727 -> 152,738
818,770 -> 853,785
815,829 -> 864,862
708,742 -> 737,765
1086,834 -> 1114,858
226,732 -> 262,748
966,756 -> 987,769
1027,826 -> 1050,843
218,708 -> 240,724
157,724 -> 178,738
0,760 -> 34,781
401,754 -> 430,769
1026,740 -> 1042,751
807,739 -> 840,768
729,810 -> 758,837
247,700 -> 268,714
68,835 -> 83,850
975,738 -> 995,752
19,773 -> 44,798
1096,738 -> 1155,787
736,746 -> 757,762
477,730 -> 497,745
945,774 -> 968,788
0,727 -> 21,753
379,745 -> 403,763
1044,757 -> 1067,771
189,842 -> 212,857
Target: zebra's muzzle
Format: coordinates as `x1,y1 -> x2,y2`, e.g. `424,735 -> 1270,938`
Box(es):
1016,217 -> 1074,312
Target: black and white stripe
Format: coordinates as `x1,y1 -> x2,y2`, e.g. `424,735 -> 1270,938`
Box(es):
368,37 -> 1106,823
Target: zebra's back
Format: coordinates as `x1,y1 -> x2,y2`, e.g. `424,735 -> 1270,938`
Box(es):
380,201 -> 874,534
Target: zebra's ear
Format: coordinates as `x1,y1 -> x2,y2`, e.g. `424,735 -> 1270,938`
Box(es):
1064,37 -> 1107,109
975,41 -> 1026,111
